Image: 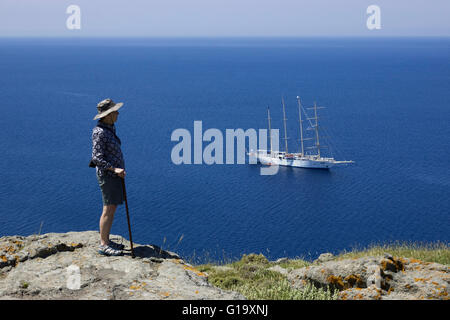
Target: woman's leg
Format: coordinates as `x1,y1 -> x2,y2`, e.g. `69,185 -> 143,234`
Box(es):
99,204 -> 117,246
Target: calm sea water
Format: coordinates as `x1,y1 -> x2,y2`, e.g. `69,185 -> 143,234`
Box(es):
1,37 -> 449,263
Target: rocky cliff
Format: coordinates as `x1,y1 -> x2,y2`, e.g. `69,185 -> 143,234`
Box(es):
0,231 -> 448,300
0,231 -> 244,300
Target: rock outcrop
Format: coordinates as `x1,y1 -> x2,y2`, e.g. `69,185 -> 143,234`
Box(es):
1,231 -> 448,300
0,231 -> 245,300
287,254 -> 449,300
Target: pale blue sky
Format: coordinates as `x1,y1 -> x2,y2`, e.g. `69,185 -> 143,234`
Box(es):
0,0 -> 449,37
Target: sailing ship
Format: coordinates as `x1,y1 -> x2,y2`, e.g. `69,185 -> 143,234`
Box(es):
248,96 -> 354,169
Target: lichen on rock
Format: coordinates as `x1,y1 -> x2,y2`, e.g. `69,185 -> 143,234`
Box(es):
287,254 -> 449,300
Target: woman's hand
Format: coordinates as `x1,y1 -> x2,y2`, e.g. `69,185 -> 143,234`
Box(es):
113,168 -> 126,178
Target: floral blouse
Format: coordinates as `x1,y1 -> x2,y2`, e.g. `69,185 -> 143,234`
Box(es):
91,121 -> 125,178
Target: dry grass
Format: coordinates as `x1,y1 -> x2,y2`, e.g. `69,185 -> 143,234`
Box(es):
335,241 -> 449,265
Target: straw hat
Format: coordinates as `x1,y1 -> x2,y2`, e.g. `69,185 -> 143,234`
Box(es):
93,98 -> 124,120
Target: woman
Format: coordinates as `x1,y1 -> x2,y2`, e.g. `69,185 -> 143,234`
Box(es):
90,98 -> 126,256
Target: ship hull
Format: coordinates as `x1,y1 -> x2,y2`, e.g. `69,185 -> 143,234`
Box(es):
253,154 -> 349,169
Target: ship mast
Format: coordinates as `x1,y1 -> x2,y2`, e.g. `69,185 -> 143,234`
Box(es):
267,106 -> 273,155
313,101 -> 321,158
281,97 -> 289,154
296,96 -> 304,156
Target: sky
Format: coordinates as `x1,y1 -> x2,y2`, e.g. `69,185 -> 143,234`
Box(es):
0,0 -> 449,37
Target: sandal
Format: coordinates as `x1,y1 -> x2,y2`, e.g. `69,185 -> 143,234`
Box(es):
98,244 -> 123,256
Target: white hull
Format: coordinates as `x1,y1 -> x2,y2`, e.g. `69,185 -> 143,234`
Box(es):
249,151 -> 354,169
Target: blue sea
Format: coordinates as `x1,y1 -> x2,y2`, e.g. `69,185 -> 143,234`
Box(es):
1,37 -> 449,263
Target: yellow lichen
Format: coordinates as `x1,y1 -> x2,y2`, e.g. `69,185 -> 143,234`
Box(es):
344,274 -> 364,288
380,259 -> 395,271
4,246 -> 16,254
414,278 -> 431,283
374,288 -> 382,300
327,275 -> 345,289
129,282 -> 147,290
381,257 -> 404,272
409,258 -> 422,264
183,265 -> 206,277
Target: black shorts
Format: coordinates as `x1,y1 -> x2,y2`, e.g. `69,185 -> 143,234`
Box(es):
96,171 -> 124,206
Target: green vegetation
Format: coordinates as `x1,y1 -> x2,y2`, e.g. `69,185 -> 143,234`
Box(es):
196,253 -> 337,300
194,242 -> 449,300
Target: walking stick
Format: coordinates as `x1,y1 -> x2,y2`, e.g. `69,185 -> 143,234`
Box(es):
121,178 -> 135,258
